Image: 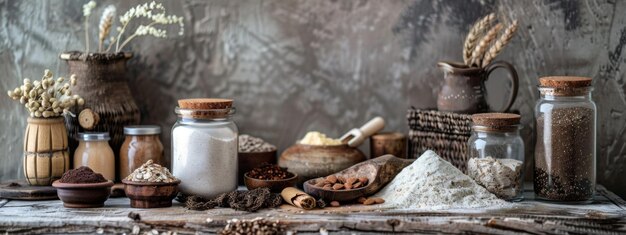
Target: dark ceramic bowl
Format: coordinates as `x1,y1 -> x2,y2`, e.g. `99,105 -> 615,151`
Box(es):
303,177 -> 369,202
52,180 -> 114,208
238,150 -> 277,185
244,172 -> 298,193
122,179 -> 181,208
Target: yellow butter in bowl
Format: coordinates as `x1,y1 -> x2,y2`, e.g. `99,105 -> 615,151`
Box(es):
299,131 -> 342,146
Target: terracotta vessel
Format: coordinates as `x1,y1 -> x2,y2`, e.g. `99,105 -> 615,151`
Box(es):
238,150 -> 277,185
437,61 -> 519,114
279,144 -> 366,184
244,172 -> 297,193
122,179 -> 180,208
370,132 -> 407,158
23,117 -> 70,186
52,180 -> 114,208
60,51 -> 141,181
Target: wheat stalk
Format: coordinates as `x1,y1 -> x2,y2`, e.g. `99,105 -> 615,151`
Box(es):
463,13 -> 496,65
98,5 -> 116,52
470,23 -> 502,67
482,20 -> 518,67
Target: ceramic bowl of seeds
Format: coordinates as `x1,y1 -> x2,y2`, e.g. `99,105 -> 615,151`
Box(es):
303,174 -> 373,202
244,164 -> 298,193
122,160 -> 180,208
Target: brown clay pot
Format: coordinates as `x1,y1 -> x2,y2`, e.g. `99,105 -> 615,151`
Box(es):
52,180 -> 114,208
122,179 -> 180,208
278,144 -> 366,184
238,150 -> 277,185
23,117 -> 70,186
60,51 -> 141,181
436,61 -> 519,114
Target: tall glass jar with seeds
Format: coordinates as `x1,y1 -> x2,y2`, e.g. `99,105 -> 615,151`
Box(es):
467,113 -> 524,201
534,76 -> 596,203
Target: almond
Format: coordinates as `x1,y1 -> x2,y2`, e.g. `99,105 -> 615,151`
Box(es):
326,175 -> 337,184
363,198 -> 376,205
314,180 -> 326,187
357,197 -> 367,203
323,185 -> 332,190
352,182 -> 362,188
332,183 -> 344,190
344,183 -> 352,189
358,177 -> 368,185
373,198 -> 385,204
330,201 -> 340,207
337,176 -> 346,184
346,177 -> 357,185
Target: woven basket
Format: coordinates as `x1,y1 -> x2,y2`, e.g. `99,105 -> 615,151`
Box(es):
407,108 -> 472,173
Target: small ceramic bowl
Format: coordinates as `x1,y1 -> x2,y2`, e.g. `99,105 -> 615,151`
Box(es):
244,172 -> 298,193
52,180 -> 114,208
238,150 -> 277,184
122,179 -> 181,208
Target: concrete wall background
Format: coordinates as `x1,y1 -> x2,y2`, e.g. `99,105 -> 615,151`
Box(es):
1,0 -> 625,198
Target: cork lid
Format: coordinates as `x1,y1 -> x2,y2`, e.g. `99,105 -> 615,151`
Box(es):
176,98 -> 234,119
471,113 -> 520,127
539,76 -> 592,88
178,98 -> 233,110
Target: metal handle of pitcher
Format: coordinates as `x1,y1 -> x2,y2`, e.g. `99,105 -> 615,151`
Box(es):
484,61 -> 519,113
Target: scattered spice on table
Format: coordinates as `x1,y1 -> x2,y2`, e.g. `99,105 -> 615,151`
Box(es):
184,187 -> 283,212
219,218 -> 283,235
238,134 -> 276,153
247,164 -> 294,180
59,166 -> 107,184
125,160 -> 177,183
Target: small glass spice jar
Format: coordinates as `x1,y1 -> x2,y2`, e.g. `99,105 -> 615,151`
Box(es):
467,113 -> 524,201
119,125 -> 164,180
172,98 -> 238,198
534,76 -> 596,202
74,132 -> 115,181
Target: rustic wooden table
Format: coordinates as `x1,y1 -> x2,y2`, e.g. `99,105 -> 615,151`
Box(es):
1,184 -> 625,234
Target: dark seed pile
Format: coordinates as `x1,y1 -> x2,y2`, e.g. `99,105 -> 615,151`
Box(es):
184,187 -> 283,212
247,164 -> 293,180
219,218 -> 283,235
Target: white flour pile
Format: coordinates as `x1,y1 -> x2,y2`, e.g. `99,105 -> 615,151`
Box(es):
373,150 -> 507,210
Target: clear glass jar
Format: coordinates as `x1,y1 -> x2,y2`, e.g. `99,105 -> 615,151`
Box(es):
534,76 -> 596,202
74,132 -> 115,181
467,113 -> 524,201
172,99 -> 238,198
120,125 -> 164,180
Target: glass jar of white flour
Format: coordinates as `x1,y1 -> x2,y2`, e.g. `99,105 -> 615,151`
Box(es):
172,98 -> 238,198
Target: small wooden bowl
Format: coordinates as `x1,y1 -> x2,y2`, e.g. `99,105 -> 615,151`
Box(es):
122,179 -> 181,208
243,172 -> 298,193
279,144 -> 366,185
52,180 -> 114,208
238,150 -> 277,185
303,178 -> 369,202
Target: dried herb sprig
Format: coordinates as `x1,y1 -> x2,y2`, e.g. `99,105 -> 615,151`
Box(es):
462,13 -> 519,67
7,70 -> 83,118
482,20 -> 518,66
471,23 -> 502,67
98,5 -> 116,52
463,13 -> 496,65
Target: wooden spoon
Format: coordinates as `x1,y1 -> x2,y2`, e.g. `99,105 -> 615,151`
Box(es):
303,155 -> 412,202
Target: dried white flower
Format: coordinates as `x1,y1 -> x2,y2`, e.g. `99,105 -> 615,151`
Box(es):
115,1 -> 184,52
99,5 -> 116,52
83,1 -> 96,17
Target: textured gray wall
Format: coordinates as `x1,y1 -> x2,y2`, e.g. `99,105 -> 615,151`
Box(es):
1,0 -> 625,198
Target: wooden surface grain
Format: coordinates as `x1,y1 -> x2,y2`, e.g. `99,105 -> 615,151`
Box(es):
1,185 -> 624,234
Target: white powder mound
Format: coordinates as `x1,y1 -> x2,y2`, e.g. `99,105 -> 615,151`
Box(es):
373,150 -> 507,210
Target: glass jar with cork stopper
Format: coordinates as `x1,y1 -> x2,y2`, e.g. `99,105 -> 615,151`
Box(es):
467,113 -> 524,201
171,98 -> 238,199
534,76 -> 596,203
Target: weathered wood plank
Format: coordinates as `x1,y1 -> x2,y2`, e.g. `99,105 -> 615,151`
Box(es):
0,185 -> 624,234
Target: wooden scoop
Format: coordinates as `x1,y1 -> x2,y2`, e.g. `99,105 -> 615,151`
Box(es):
340,117 -> 385,147
303,155 -> 412,202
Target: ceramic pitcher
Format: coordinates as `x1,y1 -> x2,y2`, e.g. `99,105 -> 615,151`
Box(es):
436,61 -> 519,114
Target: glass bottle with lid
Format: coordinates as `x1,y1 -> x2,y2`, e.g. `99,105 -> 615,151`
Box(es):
74,132 -> 115,181
172,98 -> 238,198
534,76 -> 596,202
467,113 -> 524,201
120,125 -> 164,180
